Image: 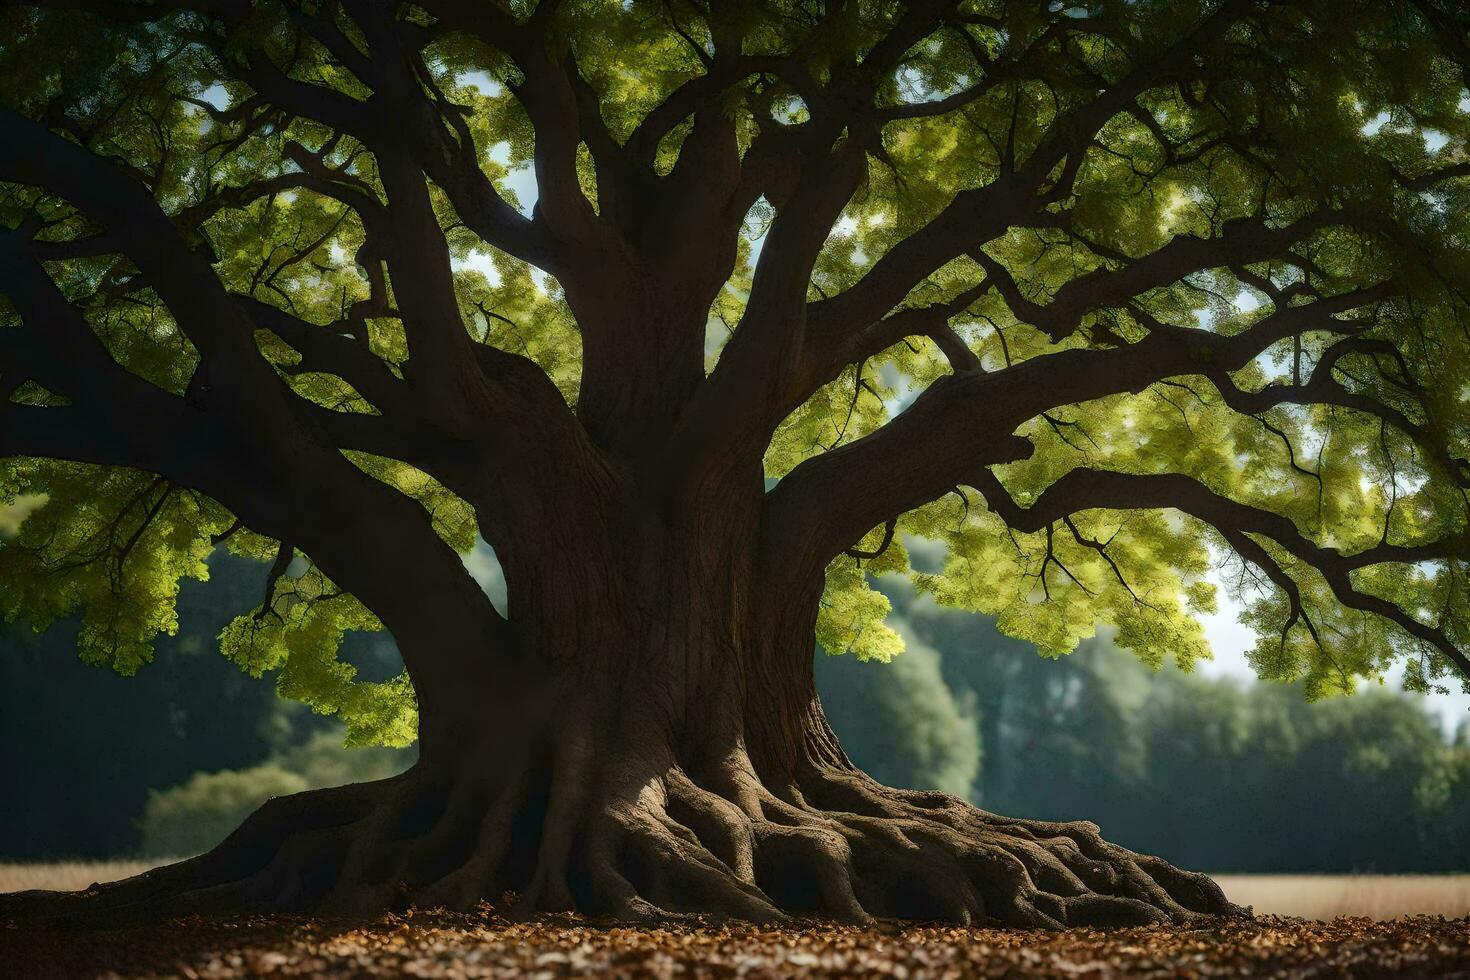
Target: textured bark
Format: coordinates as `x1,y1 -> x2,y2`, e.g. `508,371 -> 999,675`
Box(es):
0,696 -> 1241,928
0,521 -> 1243,930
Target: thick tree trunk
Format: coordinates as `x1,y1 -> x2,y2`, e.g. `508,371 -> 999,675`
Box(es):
0,514 -> 1243,929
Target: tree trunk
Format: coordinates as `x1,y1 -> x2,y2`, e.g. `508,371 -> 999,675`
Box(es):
0,495 -> 1242,929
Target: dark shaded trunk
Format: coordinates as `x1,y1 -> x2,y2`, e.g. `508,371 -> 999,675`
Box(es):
0,490 -> 1243,929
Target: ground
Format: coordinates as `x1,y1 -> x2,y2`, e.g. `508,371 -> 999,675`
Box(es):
5,865 -> 1470,979
4,905 -> 1470,978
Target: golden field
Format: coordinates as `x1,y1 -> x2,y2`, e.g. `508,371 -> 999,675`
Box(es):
2,862 -> 1469,920
1214,874 -> 1470,919
0,859 -> 170,894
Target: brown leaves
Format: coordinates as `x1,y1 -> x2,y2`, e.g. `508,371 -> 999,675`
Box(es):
5,908 -> 1470,979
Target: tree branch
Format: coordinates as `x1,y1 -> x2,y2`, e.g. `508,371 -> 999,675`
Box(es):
972,466 -> 1470,683
762,282 -> 1395,586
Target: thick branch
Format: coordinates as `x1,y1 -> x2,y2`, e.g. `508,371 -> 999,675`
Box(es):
763,282 -> 1394,584
803,0 -> 1257,360
972,466 -> 1470,683
0,109 -> 515,702
0,105 -> 265,381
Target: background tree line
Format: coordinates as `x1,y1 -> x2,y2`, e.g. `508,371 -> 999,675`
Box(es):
4,551 -> 1468,871
824,577 -> 1470,874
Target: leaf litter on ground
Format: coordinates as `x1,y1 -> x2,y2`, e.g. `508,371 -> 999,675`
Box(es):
3,905 -> 1469,978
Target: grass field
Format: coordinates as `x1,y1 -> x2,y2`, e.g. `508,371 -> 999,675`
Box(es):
4,862 -> 1470,920
1214,874 -> 1470,919
0,859 -> 169,894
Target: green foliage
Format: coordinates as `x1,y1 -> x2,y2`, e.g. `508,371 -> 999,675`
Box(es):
0,462 -> 231,674
815,532 -> 910,662
906,493 -> 1215,667
218,580 -> 418,747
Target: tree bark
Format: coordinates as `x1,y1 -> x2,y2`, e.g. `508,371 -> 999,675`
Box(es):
0,500 -> 1242,930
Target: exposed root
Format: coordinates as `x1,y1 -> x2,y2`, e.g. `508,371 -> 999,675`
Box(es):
631,762 -> 1243,929
0,751 -> 1245,931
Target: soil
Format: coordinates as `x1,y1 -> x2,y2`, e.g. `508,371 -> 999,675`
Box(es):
3,906 -> 1468,978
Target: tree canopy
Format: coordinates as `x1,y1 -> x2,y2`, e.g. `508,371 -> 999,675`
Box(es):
3,0 -> 1470,744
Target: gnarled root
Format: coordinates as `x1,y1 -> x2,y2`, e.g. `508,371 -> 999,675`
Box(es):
0,751 -> 1245,930
0,769 -> 426,926
589,760 -> 1244,928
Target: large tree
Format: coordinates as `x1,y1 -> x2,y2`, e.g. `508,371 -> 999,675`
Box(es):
3,0 -> 1470,928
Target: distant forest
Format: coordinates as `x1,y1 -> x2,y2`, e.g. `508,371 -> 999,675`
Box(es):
4,553 -> 1468,872
826,578 -> 1470,874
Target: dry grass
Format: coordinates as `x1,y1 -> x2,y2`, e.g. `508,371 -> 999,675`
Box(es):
1216,874 -> 1470,920
4,863 -> 1470,920
0,860 -> 172,894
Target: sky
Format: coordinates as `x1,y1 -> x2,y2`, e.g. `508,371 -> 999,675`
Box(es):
1196,571 -> 1470,739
